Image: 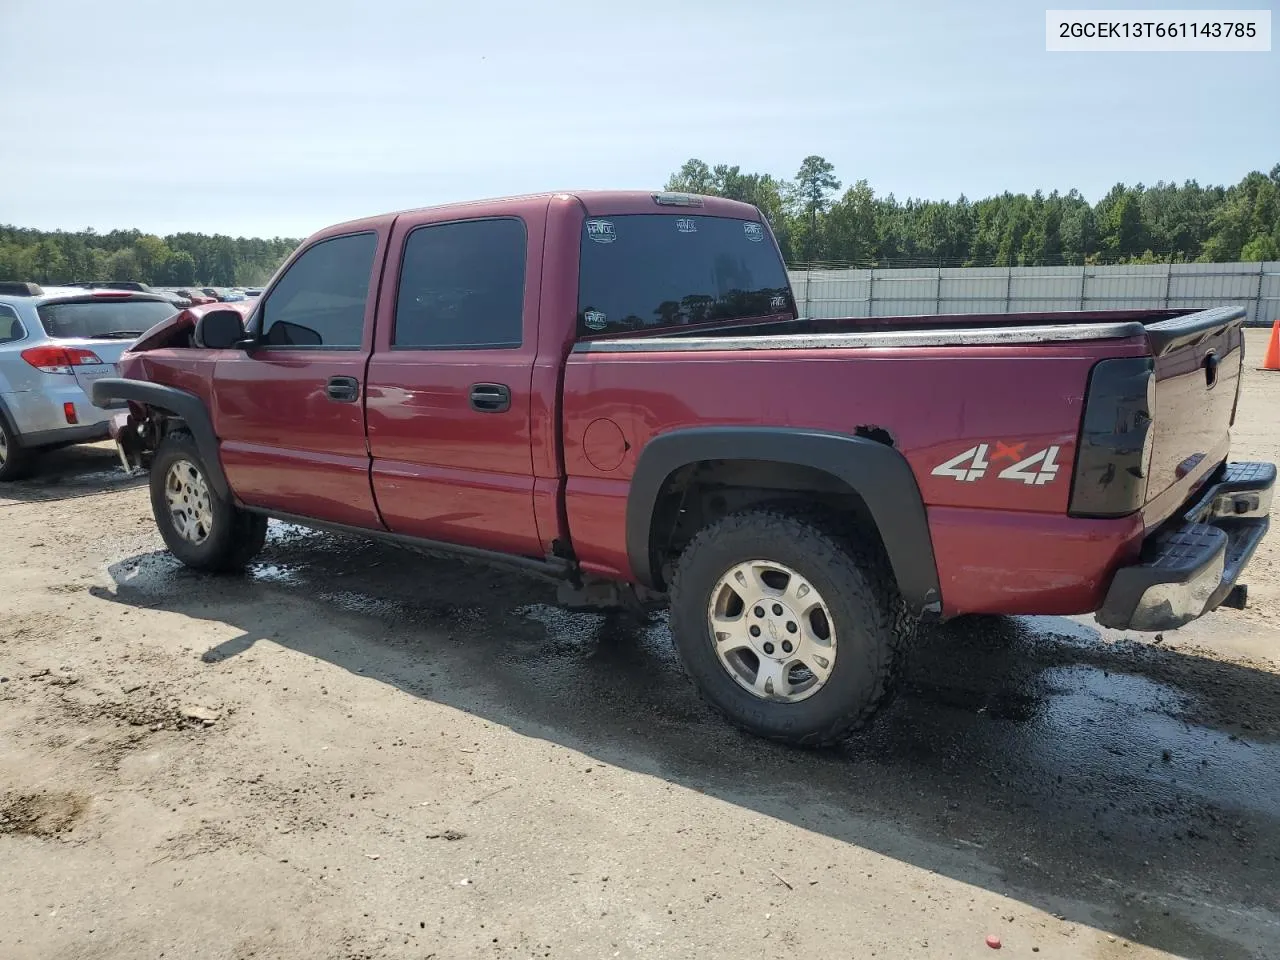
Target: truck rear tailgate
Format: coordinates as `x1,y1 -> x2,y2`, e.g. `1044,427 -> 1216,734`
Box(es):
1071,307 -> 1247,526
1143,308 -> 1246,524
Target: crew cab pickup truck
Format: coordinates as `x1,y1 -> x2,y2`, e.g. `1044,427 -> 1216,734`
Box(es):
92,190 -> 1275,746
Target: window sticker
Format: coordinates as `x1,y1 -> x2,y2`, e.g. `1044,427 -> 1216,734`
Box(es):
585,219 -> 616,244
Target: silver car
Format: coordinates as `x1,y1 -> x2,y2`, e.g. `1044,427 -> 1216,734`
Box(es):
0,282 -> 178,480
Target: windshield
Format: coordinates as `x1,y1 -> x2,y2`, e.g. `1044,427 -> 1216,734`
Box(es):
37,298 -> 177,339
577,214 -> 794,338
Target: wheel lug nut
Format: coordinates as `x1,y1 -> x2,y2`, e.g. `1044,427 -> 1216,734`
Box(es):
782,641 -> 793,653
754,606 -> 765,618
762,642 -> 774,655
772,604 -> 784,616
749,625 -> 761,638
786,621 -> 798,634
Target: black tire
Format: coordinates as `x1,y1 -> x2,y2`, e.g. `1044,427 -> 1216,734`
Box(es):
0,416 -> 34,482
668,506 -> 912,747
150,429 -> 266,572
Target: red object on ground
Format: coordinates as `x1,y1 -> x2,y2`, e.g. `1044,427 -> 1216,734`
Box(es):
986,934 -> 1003,949
1261,318 -> 1280,371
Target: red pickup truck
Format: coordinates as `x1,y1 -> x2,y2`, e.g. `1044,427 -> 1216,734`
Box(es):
93,190 -> 1275,746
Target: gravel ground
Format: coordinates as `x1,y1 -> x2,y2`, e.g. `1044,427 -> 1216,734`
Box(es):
2,329 -> 1278,960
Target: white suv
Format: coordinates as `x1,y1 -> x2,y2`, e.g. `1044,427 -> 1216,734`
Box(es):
0,281 -> 177,480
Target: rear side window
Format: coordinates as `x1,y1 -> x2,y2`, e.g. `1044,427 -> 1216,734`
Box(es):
577,214 -> 794,338
393,218 -> 526,349
259,232 -> 377,348
0,304 -> 25,344
36,298 -> 176,339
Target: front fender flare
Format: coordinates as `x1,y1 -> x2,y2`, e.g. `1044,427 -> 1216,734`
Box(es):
91,378 -> 231,501
625,427 -> 942,618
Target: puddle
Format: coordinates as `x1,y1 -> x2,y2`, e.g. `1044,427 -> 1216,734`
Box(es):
249,563 -> 302,585
266,521 -> 318,543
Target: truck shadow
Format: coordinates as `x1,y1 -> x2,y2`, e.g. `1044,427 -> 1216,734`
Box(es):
90,524 -> 1280,960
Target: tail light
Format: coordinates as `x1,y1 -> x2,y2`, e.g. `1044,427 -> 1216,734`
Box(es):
20,345 -> 105,374
1068,357 -> 1156,518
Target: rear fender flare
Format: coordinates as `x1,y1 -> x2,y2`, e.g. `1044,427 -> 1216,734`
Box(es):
90,378 -> 231,501
626,427 -> 942,618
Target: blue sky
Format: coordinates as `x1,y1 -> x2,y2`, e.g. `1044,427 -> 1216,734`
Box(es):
1,0 -> 1276,238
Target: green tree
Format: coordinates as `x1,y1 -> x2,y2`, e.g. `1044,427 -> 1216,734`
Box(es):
664,159 -> 715,194
133,235 -> 173,283
32,240 -> 67,283
160,250 -> 198,285
106,248 -> 140,280
825,180 -> 878,264
791,155 -> 841,264
1097,185 -> 1148,259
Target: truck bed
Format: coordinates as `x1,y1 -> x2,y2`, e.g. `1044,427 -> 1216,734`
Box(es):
612,306 -> 1242,355
564,306 -> 1247,617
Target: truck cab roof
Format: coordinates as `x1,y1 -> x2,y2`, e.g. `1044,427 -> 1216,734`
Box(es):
315,190 -> 763,239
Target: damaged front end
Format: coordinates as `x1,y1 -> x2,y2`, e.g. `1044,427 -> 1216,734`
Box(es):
108,405 -> 162,473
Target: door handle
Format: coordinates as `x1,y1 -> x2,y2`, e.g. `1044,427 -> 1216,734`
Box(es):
326,376 -> 360,403
469,383 -> 511,413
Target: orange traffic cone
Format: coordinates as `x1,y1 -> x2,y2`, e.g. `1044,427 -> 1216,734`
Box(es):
1262,318 -> 1280,371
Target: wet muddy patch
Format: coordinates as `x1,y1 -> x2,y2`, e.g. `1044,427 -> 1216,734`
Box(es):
0,790 -> 90,837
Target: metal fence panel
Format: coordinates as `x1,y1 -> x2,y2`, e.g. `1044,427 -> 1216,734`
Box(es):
787,261 -> 1278,325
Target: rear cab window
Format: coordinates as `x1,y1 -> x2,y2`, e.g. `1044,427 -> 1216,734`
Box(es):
393,218 -> 526,349
36,298 -> 177,340
577,214 -> 794,338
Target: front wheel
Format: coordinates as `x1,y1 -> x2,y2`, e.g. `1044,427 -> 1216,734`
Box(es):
668,507 -> 911,747
150,430 -> 266,572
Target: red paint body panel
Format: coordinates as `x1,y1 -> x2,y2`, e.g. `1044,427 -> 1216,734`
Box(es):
111,189 -> 1249,624
214,352 -> 378,527
364,196 -> 549,556
558,338 -> 1151,614
209,218 -> 392,529
926,506 -> 1145,616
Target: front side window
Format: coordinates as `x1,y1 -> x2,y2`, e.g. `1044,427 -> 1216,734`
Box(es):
577,214 -> 794,337
393,218 -> 526,349
258,232 -> 377,348
0,305 -> 25,344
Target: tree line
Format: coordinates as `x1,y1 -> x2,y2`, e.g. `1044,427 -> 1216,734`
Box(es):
4,159 -> 1278,284
665,157 -> 1280,267
0,226 -> 300,287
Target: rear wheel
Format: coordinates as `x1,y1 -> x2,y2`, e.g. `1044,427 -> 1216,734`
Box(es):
150,429 -> 266,571
668,507 -> 910,747
0,417 -> 34,482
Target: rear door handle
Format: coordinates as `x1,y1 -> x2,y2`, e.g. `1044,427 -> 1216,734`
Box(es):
469,383 -> 511,413
326,376 -> 359,403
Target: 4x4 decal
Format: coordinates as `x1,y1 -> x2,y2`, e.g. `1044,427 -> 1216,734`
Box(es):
931,443 -> 1062,485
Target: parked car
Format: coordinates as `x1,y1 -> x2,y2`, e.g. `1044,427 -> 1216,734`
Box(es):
243,288 -> 263,298
64,280 -> 190,310
91,190 -> 1275,746
175,289 -> 218,306
0,281 -> 178,479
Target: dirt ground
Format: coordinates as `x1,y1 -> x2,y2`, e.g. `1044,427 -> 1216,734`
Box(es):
2,329 -> 1279,960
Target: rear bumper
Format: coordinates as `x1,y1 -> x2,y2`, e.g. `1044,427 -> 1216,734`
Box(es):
3,386 -> 114,435
21,422 -> 112,449
1096,461 -> 1275,631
